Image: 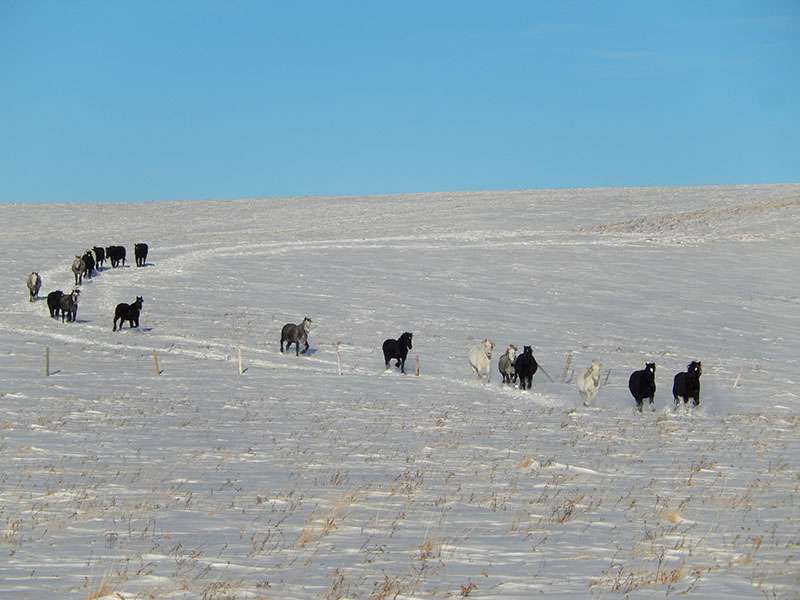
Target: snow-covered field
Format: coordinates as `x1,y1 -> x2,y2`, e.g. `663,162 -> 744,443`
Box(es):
1,185 -> 798,599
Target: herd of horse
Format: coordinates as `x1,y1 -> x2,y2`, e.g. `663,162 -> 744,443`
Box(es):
27,243 -> 149,330
466,338 -> 702,410
26,245 -> 703,410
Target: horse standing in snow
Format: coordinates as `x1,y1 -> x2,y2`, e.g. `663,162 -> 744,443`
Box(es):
628,362 -> 656,412
26,272 -> 41,301
468,338 -> 495,381
577,359 -> 602,406
113,296 -> 144,331
514,346 -> 538,390
92,246 -> 106,269
106,245 -> 126,268
59,289 -> 80,323
47,290 -> 63,318
382,332 -> 413,373
71,255 -> 86,286
673,361 -> 702,407
280,317 -> 312,356
498,344 -> 518,384
82,250 -> 95,279
135,243 -> 149,267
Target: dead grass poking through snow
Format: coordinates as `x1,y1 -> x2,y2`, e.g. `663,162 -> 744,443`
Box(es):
83,572 -> 115,600
297,489 -> 359,548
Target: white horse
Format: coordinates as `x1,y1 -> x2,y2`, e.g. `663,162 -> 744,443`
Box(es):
468,338 -> 495,381
26,272 -> 41,302
577,359 -> 602,406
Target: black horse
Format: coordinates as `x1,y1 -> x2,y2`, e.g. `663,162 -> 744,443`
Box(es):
280,317 -> 311,356
106,246 -> 126,268
629,362 -> 657,412
382,332 -> 413,373
514,345 -> 538,390
673,361 -> 702,407
92,246 -> 106,269
135,243 -> 148,267
82,250 -> 95,279
113,296 -> 143,331
47,290 -> 64,318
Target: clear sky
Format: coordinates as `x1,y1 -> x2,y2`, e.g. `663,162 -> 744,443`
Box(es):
1,1 -> 798,203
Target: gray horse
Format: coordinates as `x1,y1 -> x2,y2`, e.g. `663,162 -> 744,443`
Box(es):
280,317 -> 312,356
59,289 -> 80,323
71,256 -> 86,286
26,272 -> 41,302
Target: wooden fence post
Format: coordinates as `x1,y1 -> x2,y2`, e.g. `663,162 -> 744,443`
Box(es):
153,350 -> 161,376
45,347 -> 50,377
561,352 -> 573,382
733,368 -> 742,389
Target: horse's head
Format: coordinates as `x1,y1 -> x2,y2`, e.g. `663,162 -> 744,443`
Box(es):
591,359 -> 602,373
482,339 -> 495,358
506,345 -> 517,360
136,296 -> 144,306
523,345 -> 532,355
645,362 -> 656,376
689,361 -> 702,376
302,317 -> 312,330
401,332 -> 413,350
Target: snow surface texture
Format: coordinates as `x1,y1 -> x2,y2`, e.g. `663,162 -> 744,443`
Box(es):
0,184 -> 798,599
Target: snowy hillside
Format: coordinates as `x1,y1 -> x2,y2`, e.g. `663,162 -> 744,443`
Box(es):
1,184 -> 798,599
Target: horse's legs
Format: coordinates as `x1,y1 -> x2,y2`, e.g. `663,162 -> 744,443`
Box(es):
295,341 -> 299,357
280,339 -> 284,353
400,358 -> 405,374
302,340 -> 309,354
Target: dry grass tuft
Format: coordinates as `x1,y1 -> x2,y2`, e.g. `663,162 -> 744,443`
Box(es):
84,573 -> 115,600
369,574 -> 405,600
419,535 -> 442,561
459,581 -> 477,596
660,510 -> 684,524
297,490 -> 359,548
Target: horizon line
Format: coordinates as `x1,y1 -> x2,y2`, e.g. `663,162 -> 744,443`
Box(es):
1,181 -> 798,207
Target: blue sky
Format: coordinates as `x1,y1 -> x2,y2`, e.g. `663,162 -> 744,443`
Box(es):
1,1 -> 798,203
